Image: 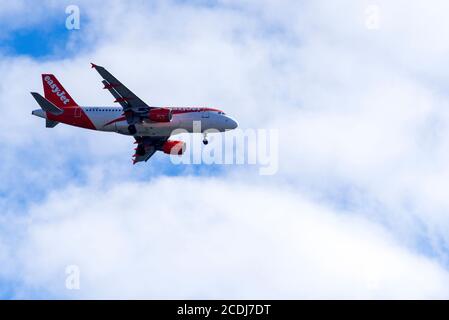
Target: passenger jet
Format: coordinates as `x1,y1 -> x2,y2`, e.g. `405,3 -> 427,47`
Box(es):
31,63 -> 238,163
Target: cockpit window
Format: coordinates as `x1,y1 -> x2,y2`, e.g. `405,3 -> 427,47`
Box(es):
218,111 -> 226,115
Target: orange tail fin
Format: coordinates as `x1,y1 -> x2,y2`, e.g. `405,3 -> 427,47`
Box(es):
42,74 -> 78,108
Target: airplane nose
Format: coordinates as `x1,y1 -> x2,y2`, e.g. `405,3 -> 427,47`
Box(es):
226,117 -> 238,129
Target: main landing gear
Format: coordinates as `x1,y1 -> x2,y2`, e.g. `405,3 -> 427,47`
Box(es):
128,124 -> 137,135
136,144 -> 145,156
202,133 -> 208,145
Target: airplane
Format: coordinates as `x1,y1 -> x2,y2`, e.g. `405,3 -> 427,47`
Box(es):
31,63 -> 238,164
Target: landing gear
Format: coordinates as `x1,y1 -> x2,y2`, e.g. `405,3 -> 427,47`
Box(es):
128,124 -> 137,135
136,144 -> 145,156
202,133 -> 208,145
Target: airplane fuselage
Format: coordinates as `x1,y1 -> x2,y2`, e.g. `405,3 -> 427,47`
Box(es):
32,106 -> 238,137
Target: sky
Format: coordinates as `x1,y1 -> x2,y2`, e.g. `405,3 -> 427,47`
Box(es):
1,0 -> 449,299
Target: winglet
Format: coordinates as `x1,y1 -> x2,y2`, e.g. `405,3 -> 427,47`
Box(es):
90,62 -> 98,69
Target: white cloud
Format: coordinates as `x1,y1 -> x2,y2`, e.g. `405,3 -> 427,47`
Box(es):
3,176 -> 448,299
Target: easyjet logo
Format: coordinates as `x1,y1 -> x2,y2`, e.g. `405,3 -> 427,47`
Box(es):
44,75 -> 70,105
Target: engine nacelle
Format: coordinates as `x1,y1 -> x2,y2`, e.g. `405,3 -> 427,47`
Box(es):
162,140 -> 186,155
148,108 -> 172,122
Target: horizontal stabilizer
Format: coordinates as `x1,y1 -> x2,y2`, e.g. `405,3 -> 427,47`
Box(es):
30,92 -> 64,115
46,119 -> 59,128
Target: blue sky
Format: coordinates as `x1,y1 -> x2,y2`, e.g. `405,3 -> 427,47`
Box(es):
1,4 -> 72,58
2,0 -> 449,299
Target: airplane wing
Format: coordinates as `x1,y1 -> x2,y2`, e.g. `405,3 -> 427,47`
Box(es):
90,63 -> 151,111
132,136 -> 169,164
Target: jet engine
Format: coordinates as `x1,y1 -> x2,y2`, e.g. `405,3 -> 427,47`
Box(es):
162,140 -> 185,155
148,108 -> 172,122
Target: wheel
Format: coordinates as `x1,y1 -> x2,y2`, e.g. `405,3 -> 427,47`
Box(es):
128,124 -> 137,135
203,139 -> 208,145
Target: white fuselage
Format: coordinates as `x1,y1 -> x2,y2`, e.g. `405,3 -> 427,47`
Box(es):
34,106 -> 238,137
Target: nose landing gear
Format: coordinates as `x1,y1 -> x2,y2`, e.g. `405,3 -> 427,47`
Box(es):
202,133 -> 208,145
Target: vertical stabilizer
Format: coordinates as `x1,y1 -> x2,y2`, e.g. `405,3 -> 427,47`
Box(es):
42,74 -> 78,108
